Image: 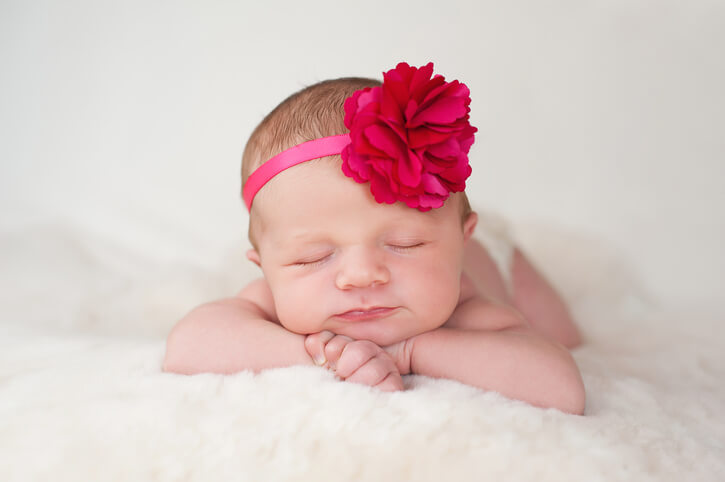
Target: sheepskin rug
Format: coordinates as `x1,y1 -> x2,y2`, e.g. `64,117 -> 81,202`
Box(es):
1,221 -> 724,482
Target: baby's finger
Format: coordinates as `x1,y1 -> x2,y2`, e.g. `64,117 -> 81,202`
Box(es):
304,331 -> 335,366
375,372 -> 405,392
334,341 -> 379,378
323,335 -> 354,370
344,353 -> 398,387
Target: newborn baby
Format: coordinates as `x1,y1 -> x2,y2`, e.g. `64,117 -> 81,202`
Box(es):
163,62 -> 585,414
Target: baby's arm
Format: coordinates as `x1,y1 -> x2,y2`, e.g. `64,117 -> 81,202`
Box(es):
407,299 -> 586,414
162,279 -> 313,374
509,248 -> 581,348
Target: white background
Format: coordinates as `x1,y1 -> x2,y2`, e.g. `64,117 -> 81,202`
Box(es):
1,0 -> 723,307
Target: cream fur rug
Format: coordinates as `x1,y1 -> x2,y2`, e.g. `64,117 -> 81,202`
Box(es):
1,222 -> 724,481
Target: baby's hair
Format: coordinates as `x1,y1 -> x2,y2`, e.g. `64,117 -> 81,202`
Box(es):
241,76 -> 472,247
241,77 -> 381,188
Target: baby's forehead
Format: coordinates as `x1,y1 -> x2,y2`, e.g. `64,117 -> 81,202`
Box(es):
249,159 -> 465,243
259,199 -> 460,245
251,158 -> 341,211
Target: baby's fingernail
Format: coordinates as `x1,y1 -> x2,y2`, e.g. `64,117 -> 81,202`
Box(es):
313,354 -> 326,366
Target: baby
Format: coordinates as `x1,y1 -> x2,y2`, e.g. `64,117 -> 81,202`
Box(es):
163,62 -> 585,414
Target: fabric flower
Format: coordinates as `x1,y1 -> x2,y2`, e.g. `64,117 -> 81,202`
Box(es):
341,62 -> 477,211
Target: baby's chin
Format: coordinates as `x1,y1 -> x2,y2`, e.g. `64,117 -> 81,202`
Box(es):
325,320 -> 444,348
278,313 -> 447,347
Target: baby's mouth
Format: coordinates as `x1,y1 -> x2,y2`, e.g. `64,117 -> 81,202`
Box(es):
334,307 -> 398,322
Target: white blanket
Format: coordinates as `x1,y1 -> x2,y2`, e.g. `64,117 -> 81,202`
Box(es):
2,1 -> 724,480
2,222 -> 723,481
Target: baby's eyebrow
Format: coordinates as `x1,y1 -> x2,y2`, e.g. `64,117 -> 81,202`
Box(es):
271,232 -> 331,251
289,232 -> 330,243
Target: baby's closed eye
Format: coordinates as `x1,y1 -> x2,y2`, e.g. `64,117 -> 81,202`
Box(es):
386,241 -> 425,252
288,250 -> 335,267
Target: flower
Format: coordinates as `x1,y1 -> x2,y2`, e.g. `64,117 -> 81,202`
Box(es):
341,62 -> 477,211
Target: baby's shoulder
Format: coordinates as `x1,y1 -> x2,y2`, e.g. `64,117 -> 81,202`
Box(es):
457,272 -> 480,305
447,283 -> 526,332
463,237 -> 513,305
235,278 -> 279,323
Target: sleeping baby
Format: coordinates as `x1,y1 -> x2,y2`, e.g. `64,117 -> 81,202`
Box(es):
163,62 -> 585,414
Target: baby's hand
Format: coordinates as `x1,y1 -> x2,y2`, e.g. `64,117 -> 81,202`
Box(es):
305,331 -> 404,392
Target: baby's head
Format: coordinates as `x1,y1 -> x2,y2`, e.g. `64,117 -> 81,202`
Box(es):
241,63 -> 478,346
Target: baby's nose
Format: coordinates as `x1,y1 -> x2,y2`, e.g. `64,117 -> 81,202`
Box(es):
335,247 -> 390,290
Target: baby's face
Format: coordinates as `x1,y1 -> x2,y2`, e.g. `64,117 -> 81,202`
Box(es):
250,160 -> 475,346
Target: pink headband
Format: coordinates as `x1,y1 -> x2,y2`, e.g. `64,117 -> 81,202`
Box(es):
243,134 -> 350,210
243,62 -> 476,212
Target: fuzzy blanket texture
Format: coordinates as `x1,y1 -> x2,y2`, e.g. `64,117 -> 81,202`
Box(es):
1,221 -> 723,482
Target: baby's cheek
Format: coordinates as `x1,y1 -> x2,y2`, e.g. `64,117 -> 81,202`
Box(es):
418,268 -> 461,326
273,288 -> 324,335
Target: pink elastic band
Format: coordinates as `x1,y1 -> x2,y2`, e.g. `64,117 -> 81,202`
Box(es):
243,134 -> 351,210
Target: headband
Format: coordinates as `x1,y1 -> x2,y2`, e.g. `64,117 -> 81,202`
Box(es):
243,62 -> 476,212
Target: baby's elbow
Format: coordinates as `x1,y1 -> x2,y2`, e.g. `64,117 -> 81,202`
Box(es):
560,324 -> 583,350
555,349 -> 586,415
559,373 -> 586,415
161,352 -> 180,374
162,323 -> 188,374
162,311 -> 205,375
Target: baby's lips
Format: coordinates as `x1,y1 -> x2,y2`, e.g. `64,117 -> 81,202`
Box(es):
334,306 -> 398,322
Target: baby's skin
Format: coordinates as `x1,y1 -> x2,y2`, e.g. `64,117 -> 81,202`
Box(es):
163,160 -> 585,414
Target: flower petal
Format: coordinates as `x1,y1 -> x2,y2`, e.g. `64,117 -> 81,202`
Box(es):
411,96 -> 468,126
369,173 -> 397,204
426,137 -> 461,159
342,62 -> 475,212
421,172 -> 448,196
397,150 -> 422,187
407,126 -> 451,149
363,124 -> 405,161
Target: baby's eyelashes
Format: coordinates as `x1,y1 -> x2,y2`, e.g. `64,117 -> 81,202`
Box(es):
386,242 -> 425,252
287,241 -> 426,267
290,251 -> 334,267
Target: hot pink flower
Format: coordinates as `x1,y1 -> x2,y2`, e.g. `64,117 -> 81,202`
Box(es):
341,62 -> 477,211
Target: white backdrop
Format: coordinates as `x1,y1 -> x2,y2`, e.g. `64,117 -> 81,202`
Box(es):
1,0 -> 723,307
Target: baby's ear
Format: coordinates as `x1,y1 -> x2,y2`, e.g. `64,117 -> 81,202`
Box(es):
246,249 -> 261,267
463,211 -> 478,242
